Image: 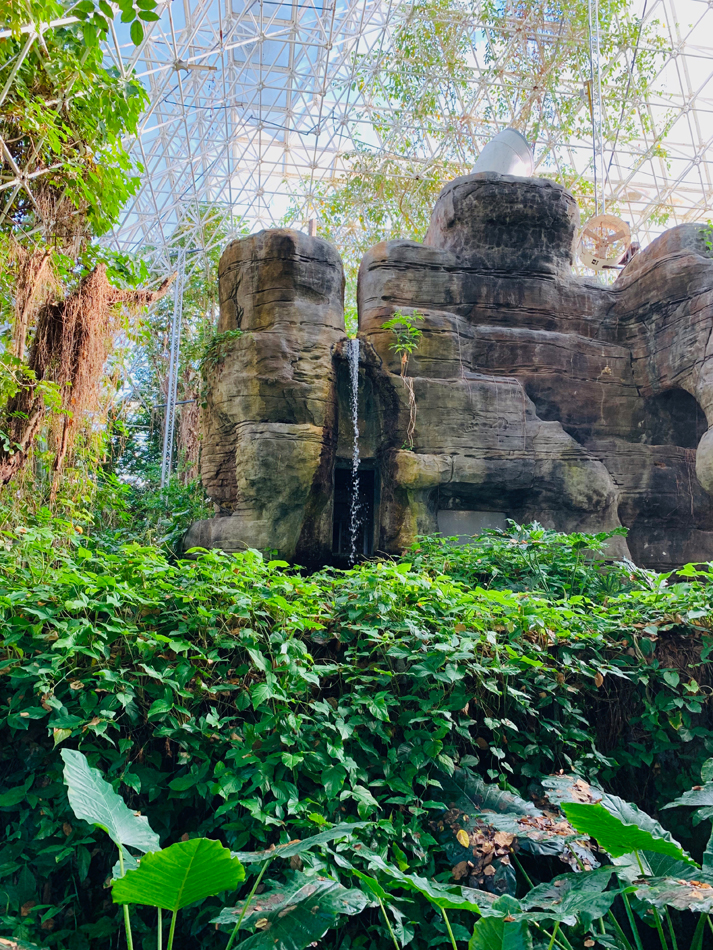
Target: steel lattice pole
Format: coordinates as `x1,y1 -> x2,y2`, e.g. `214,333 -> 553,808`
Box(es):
160,247 -> 185,488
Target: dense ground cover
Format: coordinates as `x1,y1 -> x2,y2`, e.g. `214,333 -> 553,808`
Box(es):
1,521 -> 712,948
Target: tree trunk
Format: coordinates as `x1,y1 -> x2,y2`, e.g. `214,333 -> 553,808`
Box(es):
0,265 -> 172,488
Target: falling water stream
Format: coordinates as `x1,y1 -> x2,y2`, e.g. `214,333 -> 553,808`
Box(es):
346,337 -> 360,565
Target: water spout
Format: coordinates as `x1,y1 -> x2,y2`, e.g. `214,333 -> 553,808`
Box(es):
346,337 -> 360,565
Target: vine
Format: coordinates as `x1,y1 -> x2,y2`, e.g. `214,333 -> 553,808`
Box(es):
199,328 -> 244,378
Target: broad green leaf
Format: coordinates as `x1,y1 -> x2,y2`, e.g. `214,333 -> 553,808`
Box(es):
561,803 -> 696,864
0,776 -> 33,807
61,749 -> 160,853
348,866 -> 389,902
469,917 -> 533,950
354,846 -> 501,915
392,872 -> 501,914
519,868 -> 616,925
634,877 -> 713,913
611,849 -> 706,883
212,875 -> 368,949
663,782 -> 713,809
130,18 -> 144,45
231,822 -> 370,864
702,759 -> 713,783
112,838 -> 245,910
540,773 -> 603,807
439,768 -> 540,818
597,789 -> 686,849
478,811 -> 596,865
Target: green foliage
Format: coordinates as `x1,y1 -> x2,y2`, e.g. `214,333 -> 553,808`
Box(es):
61,749 -> 360,950
93,475 -> 213,556
285,0 -> 670,307
519,868 -> 617,925
562,801 -> 694,863
701,223 -> 713,256
664,772 -> 713,824
0,23 -> 148,236
199,329 -> 244,378
408,522 -> 634,600
61,748 -> 160,854
112,838 -> 245,910
435,766 -> 597,872
2,524 -> 713,947
2,1 -> 157,50
232,823 -> 371,864
469,917 -> 533,950
382,311 -> 424,365
213,876 -> 369,950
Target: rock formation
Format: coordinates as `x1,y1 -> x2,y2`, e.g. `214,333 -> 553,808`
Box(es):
189,229 -> 344,561
186,172 -> 713,570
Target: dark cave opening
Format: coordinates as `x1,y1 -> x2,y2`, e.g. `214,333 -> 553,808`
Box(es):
332,465 -> 376,561
640,389 -> 707,448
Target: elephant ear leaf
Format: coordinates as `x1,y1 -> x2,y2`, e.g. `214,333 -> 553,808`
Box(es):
436,768 -> 596,874
634,877 -> 713,914
341,844 -> 502,913
439,768 -> 539,818
112,838 -> 245,910
469,917 -> 533,950
662,781 -> 713,825
660,779 -> 713,869
520,868 -> 617,926
612,849 -> 710,884
212,875 -> 368,950
61,749 -> 160,854
540,773 -> 603,807
561,802 -> 696,864
232,821 -> 370,864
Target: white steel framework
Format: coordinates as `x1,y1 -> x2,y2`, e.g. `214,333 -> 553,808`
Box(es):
2,0 -> 713,274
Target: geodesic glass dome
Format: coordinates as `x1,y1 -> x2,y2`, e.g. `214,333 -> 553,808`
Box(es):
3,0 -> 713,274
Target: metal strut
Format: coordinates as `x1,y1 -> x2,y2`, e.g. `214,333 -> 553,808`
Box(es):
160,247 -> 185,487
587,0 -> 605,217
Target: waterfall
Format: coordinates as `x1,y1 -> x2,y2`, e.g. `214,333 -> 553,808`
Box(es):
346,337 -> 360,565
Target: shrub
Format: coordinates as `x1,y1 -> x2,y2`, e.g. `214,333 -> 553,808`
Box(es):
1,524 -> 712,947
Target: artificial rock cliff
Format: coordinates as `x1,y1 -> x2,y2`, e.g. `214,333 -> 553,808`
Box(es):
185,172 -> 713,570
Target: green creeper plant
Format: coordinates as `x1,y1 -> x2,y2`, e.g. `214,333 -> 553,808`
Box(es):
4,523 -> 713,947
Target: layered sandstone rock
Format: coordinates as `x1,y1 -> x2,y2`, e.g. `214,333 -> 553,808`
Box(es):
185,229 -> 345,564
189,174 -> 713,570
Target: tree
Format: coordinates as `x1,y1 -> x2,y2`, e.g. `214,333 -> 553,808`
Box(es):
285,0 -> 669,313
0,4 -> 161,495
111,206 -> 248,486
